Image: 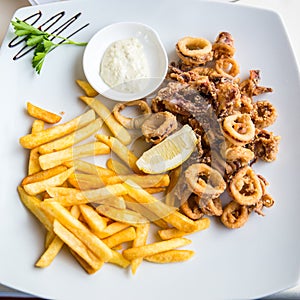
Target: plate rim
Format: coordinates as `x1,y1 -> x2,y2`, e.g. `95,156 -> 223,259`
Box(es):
1,1 -> 300,299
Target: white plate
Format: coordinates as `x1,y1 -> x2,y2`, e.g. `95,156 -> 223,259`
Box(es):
0,1 -> 300,299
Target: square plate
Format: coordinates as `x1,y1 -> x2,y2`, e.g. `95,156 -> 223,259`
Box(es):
0,0 -> 300,299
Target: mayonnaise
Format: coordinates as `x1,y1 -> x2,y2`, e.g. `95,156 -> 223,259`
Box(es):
100,37 -> 149,93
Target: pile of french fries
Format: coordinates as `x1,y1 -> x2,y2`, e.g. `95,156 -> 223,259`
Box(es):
17,80 -> 210,275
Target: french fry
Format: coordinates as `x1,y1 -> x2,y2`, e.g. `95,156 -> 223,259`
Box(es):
36,206 -> 80,268
109,250 -> 130,268
19,109 -> 95,149
79,204 -> 107,233
80,96 -> 131,145
122,238 -> 192,261
41,201 -> 113,262
69,173 -> 107,190
32,119 -> 45,131
17,186 -> 53,231
39,142 -> 110,170
158,218 -> 210,240
68,172 -> 169,190
70,249 -> 99,274
102,227 -> 136,248
76,79 -> 99,97
123,181 -> 198,232
71,178 -> 167,194
22,165 -> 68,186
46,186 -> 80,197
96,205 -> 148,225
131,222 -> 150,274
46,194 -> 126,210
95,222 -> 130,239
104,174 -> 169,188
69,204 -> 81,218
28,148 -> 42,175
96,135 -> 139,173
28,119 -> 44,175
96,196 -> 126,209
64,159 -> 116,177
165,166 -> 181,207
23,167 -> 74,196
112,244 -> 123,251
45,184 -> 127,206
68,173 -> 104,190
123,181 -> 175,217
80,184 -> 127,202
124,195 -> 169,229
27,102 -> 62,124
163,212 -> 199,233
144,250 -> 195,263
144,187 -> 166,194
106,158 -> 131,175
45,230 -> 56,248
35,236 -> 64,268
38,118 -> 103,154
53,220 -> 104,270
31,119 -> 45,132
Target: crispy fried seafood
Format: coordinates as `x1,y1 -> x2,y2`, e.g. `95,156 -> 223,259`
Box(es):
149,31 -> 279,228
185,163 -> 226,202
112,100 -> 178,144
176,37 -> 213,66
111,31 -> 279,229
141,111 -> 177,144
113,100 -> 152,129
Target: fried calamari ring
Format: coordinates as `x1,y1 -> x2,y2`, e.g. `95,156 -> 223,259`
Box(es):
215,57 -> 240,77
176,37 -> 213,66
224,146 -> 255,165
212,32 -> 236,59
229,166 -> 263,205
185,163 -> 226,202
221,201 -> 248,229
222,113 -> 255,146
180,194 -> 204,220
141,111 -> 178,144
251,100 -> 277,129
113,100 -> 151,129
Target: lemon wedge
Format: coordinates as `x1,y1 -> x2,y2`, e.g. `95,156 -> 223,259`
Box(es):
136,124 -> 197,174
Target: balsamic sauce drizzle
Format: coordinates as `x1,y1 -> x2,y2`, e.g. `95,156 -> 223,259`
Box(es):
8,11 -> 90,61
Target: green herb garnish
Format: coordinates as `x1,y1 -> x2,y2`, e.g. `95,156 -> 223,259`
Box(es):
11,18 -> 87,74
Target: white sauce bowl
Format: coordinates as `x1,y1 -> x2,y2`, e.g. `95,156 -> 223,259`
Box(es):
83,22 -> 168,101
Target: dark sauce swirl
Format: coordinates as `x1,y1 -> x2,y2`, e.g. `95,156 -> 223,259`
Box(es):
8,10 -> 89,60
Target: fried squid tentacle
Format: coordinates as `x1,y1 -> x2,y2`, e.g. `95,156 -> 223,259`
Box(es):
113,100 -> 152,129
212,32 -> 236,59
